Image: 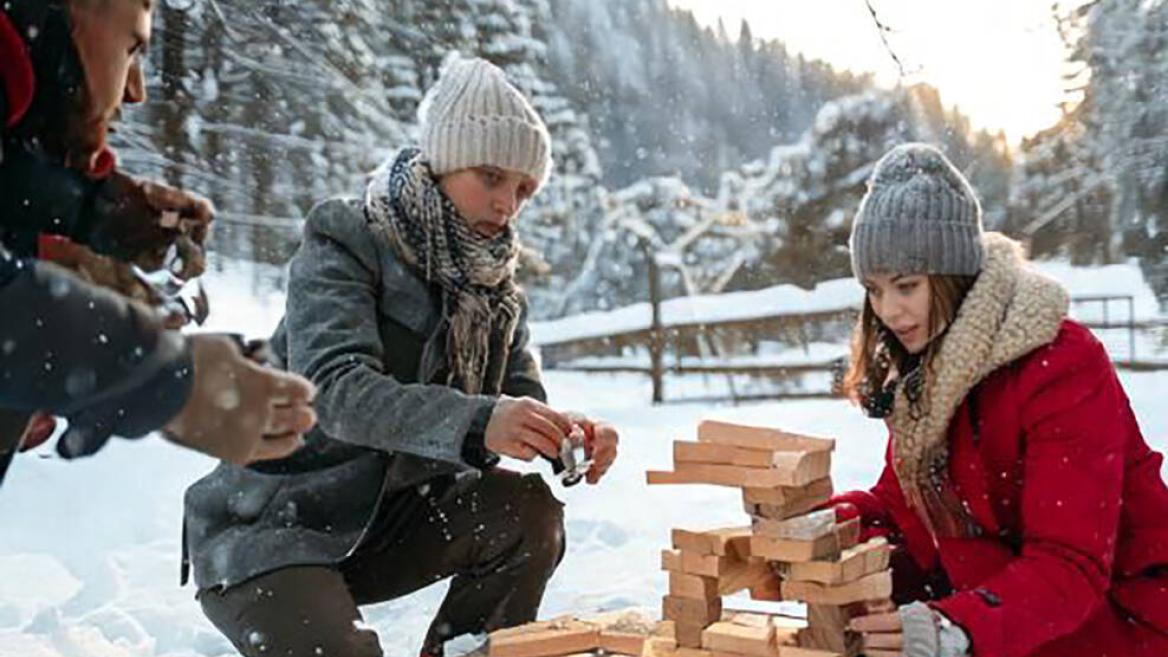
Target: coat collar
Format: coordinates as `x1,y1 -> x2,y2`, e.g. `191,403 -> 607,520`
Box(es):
890,232 -> 1069,535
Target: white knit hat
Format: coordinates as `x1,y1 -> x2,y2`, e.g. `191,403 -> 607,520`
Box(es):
419,54 -> 553,187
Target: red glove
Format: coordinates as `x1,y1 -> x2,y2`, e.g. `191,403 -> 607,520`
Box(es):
18,412 -> 57,452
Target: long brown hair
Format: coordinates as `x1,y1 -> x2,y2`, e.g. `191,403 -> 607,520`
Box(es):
843,274 -> 978,405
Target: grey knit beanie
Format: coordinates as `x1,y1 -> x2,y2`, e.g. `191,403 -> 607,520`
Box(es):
419,54 -> 552,187
849,143 -> 984,279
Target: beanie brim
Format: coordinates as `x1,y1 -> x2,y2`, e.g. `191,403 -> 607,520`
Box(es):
850,220 -> 985,280
424,117 -> 552,187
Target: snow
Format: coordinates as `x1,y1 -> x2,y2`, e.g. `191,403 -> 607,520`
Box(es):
2,260 -> 1167,656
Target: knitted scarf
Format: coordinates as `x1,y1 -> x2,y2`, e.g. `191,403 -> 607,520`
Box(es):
890,233 -> 1068,538
364,148 -> 523,395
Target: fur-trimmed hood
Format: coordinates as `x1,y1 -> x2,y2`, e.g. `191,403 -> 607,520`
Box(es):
890,232 -> 1069,536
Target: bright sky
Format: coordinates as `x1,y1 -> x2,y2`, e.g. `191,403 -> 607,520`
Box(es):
667,0 -> 1078,144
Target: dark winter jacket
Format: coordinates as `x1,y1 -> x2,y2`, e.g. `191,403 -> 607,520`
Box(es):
182,198 -> 545,590
0,5 -> 193,484
832,235 -> 1168,657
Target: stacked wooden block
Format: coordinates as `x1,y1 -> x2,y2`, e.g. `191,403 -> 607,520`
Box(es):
646,420 -> 894,657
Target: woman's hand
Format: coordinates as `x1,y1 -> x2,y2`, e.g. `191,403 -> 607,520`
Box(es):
849,610 -> 904,657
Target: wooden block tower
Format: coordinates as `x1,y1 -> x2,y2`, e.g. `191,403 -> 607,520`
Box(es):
481,419 -> 893,657
646,420 -> 893,657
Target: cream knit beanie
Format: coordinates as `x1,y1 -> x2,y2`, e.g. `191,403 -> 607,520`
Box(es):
419,54 -> 553,187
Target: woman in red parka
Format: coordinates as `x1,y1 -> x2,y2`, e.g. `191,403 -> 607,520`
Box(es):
833,143 -> 1168,657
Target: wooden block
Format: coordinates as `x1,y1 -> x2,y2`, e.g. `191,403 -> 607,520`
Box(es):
701,621 -> 777,657
708,527 -> 754,558
682,552 -> 728,578
716,557 -> 775,596
670,572 -> 720,600
742,474 -> 836,512
641,636 -> 680,657
780,648 -> 844,657
675,621 -> 706,649
602,632 -> 650,656
673,529 -> 716,554
663,595 -> 723,626
697,420 -> 834,453
781,538 -> 890,585
589,610 -> 661,656
489,620 -> 600,657
750,530 -> 844,563
663,549 -> 684,572
800,604 -> 861,656
676,650 -> 712,657
752,509 -> 836,541
491,620 -> 559,641
836,519 -> 861,551
674,441 -> 777,468
652,462 -> 813,489
781,571 -> 893,605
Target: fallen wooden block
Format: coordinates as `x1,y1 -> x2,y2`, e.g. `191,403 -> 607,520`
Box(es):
649,455 -> 828,489
697,420 -> 835,453
641,636 -> 680,657
586,610 -> 664,656
670,571 -> 720,600
701,621 -> 777,657
781,571 -> 893,605
489,619 -> 600,657
779,538 -> 890,585
742,479 -> 834,520
750,519 -> 860,563
752,509 -> 836,541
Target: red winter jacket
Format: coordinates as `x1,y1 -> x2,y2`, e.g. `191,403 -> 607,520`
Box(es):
835,320 -> 1168,657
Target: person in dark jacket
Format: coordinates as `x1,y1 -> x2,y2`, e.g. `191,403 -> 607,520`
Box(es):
0,0 -> 318,485
185,55 -> 620,657
828,144 -> 1168,657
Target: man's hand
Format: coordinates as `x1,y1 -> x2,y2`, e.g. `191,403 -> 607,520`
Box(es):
90,172 -> 214,276
484,396 -> 572,462
163,335 -> 316,465
566,413 -> 619,484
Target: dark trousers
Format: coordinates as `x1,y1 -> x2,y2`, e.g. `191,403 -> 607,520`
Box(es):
199,468 -> 565,657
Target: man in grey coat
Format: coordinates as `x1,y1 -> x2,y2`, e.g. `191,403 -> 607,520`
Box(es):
184,56 -> 619,657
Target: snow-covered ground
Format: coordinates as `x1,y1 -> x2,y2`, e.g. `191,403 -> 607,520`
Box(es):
1,258 -> 1166,657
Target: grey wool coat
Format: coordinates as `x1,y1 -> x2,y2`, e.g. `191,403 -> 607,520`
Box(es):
182,198 -> 546,590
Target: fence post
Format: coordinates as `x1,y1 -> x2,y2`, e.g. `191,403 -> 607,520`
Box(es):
1128,295 -> 1136,363
647,250 -> 664,404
